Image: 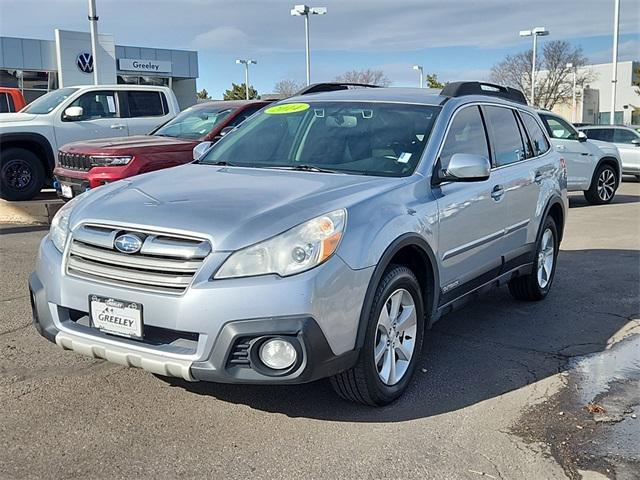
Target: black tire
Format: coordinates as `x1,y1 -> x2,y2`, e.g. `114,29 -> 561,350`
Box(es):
0,148 -> 45,201
584,163 -> 617,205
508,216 -> 558,301
330,264 -> 425,406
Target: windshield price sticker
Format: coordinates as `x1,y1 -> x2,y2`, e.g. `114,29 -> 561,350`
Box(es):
265,103 -> 310,115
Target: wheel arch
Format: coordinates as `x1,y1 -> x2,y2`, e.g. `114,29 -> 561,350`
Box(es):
0,133 -> 55,178
354,233 -> 440,350
542,196 -> 565,243
590,156 -> 621,190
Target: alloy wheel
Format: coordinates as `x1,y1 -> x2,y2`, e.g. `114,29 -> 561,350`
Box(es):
537,228 -> 555,289
2,159 -> 33,190
374,288 -> 417,386
597,168 -> 615,202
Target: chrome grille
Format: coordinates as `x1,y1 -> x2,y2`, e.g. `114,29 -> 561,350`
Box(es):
59,151 -> 92,171
66,225 -> 211,294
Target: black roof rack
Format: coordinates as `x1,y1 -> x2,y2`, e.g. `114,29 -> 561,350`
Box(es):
295,82 -> 380,96
441,81 -> 527,105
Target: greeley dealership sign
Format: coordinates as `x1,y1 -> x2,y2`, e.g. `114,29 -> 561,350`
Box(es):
118,58 -> 172,73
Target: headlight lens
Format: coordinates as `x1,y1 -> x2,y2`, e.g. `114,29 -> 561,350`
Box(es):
50,197 -> 80,252
215,209 -> 346,279
90,156 -> 132,166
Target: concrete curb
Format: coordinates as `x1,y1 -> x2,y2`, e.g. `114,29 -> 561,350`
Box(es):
0,198 -> 63,225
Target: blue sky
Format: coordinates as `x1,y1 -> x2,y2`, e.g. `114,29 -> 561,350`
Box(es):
1,0 -> 638,98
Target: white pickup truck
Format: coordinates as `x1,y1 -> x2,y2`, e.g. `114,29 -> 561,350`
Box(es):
0,85 -> 179,200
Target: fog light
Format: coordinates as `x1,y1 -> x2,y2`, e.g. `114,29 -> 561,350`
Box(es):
259,338 -> 297,370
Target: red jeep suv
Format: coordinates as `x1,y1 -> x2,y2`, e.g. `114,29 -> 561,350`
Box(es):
53,100 -> 270,199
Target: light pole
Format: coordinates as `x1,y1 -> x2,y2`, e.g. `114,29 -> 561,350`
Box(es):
566,62 -> 577,123
88,0 -> 100,85
519,26 -> 549,106
235,59 -> 257,100
412,65 -> 424,88
610,0 -> 620,125
291,4 -> 327,86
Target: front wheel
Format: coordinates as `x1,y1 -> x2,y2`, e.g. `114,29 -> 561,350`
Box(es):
0,148 -> 45,201
508,217 -> 558,301
584,164 -> 617,205
330,265 -> 425,406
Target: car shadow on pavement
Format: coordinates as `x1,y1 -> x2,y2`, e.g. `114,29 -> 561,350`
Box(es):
569,194 -> 639,208
164,248 -> 639,422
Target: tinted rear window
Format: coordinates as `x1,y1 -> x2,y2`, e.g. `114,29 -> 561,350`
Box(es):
127,91 -> 165,117
583,128 -> 613,142
0,93 -> 9,113
521,113 -> 550,157
484,106 -> 525,167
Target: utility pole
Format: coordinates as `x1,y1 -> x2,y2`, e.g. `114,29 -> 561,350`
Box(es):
88,0 -> 99,85
610,0 -> 620,125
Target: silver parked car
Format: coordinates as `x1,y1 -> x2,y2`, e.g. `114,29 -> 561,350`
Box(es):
578,125 -> 640,180
30,82 -> 568,405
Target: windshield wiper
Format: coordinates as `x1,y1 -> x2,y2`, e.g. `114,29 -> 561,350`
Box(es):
268,164 -> 339,174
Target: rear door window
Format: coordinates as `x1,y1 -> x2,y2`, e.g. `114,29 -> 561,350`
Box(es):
521,113 -> 551,157
127,91 -> 166,117
613,128 -> 639,144
483,106 -> 525,167
439,106 -> 489,169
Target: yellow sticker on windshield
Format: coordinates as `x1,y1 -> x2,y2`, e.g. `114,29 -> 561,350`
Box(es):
265,103 -> 310,115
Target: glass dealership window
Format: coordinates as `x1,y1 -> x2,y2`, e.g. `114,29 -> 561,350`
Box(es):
117,75 -> 170,86
0,69 -> 59,103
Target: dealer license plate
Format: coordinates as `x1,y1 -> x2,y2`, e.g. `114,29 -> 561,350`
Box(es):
60,183 -> 73,198
89,295 -> 143,339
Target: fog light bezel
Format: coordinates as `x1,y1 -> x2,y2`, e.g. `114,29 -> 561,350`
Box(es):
249,336 -> 304,376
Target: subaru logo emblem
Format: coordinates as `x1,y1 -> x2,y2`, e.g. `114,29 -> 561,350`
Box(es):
76,52 -> 94,74
114,233 -> 143,254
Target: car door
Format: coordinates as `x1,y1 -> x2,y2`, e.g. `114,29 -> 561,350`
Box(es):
53,90 -> 128,152
123,90 -> 174,135
435,105 -> 506,294
612,128 -> 640,175
539,113 -> 594,189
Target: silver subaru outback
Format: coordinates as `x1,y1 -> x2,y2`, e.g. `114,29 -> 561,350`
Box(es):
30,82 -> 567,406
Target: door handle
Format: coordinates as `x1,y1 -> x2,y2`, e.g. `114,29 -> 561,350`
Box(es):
110,124 -> 126,129
556,145 -> 566,151
491,185 -> 504,201
534,171 -> 543,184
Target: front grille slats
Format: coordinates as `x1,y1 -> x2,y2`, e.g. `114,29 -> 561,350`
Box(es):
66,225 -> 211,295
58,151 -> 92,171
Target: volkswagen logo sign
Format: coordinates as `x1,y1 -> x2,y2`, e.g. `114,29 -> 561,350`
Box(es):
76,52 -> 94,74
114,233 -> 143,254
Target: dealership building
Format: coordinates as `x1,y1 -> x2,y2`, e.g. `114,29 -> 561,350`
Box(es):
0,29 -> 199,109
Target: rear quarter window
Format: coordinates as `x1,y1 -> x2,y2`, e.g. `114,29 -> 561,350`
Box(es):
521,113 -> 550,157
0,93 -> 9,113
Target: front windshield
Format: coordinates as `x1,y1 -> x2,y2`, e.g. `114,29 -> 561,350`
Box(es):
199,101 -> 441,177
153,105 -> 234,139
22,88 -> 79,114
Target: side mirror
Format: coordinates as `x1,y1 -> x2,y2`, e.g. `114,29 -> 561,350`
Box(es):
63,106 -> 83,120
631,138 -> 640,147
441,153 -> 491,182
193,141 -> 213,161
577,131 -> 588,142
219,126 -> 235,137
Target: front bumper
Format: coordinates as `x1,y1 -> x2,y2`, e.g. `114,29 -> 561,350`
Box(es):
30,236 -> 371,384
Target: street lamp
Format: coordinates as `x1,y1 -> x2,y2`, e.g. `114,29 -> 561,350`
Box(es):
412,65 -> 424,88
610,0 -> 620,125
291,4 -> 327,86
235,59 -> 257,100
88,0 -> 100,85
566,62 -> 577,123
519,26 -> 550,106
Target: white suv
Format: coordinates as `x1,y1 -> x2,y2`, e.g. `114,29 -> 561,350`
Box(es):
0,85 -> 180,200
537,111 -> 622,204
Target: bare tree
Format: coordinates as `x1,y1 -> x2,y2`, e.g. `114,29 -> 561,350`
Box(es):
334,69 -> 391,86
273,79 -> 304,97
490,40 -> 593,109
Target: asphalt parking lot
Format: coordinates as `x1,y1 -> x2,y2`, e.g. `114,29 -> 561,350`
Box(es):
1,181 -> 638,480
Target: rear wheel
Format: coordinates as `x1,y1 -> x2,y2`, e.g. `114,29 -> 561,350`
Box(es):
584,164 -> 617,205
330,265 -> 424,406
0,148 -> 45,201
508,217 -> 558,301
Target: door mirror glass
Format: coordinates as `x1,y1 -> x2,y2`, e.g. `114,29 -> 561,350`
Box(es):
193,141 -> 213,161
442,153 -> 491,182
631,138 -> 640,146
578,131 -> 588,142
63,106 -> 83,120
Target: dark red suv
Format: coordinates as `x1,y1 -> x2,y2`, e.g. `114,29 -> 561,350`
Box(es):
53,100 -> 271,199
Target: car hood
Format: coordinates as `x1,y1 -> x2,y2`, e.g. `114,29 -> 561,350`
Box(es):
71,164 -> 399,251
61,135 -> 197,154
0,112 -> 38,123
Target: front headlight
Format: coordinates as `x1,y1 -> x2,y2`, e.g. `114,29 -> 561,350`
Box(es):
90,156 -> 132,166
215,209 -> 346,279
50,196 -> 80,252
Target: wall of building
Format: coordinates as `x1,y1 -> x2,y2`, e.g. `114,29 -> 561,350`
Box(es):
583,61 -> 639,124
55,29 -> 116,86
